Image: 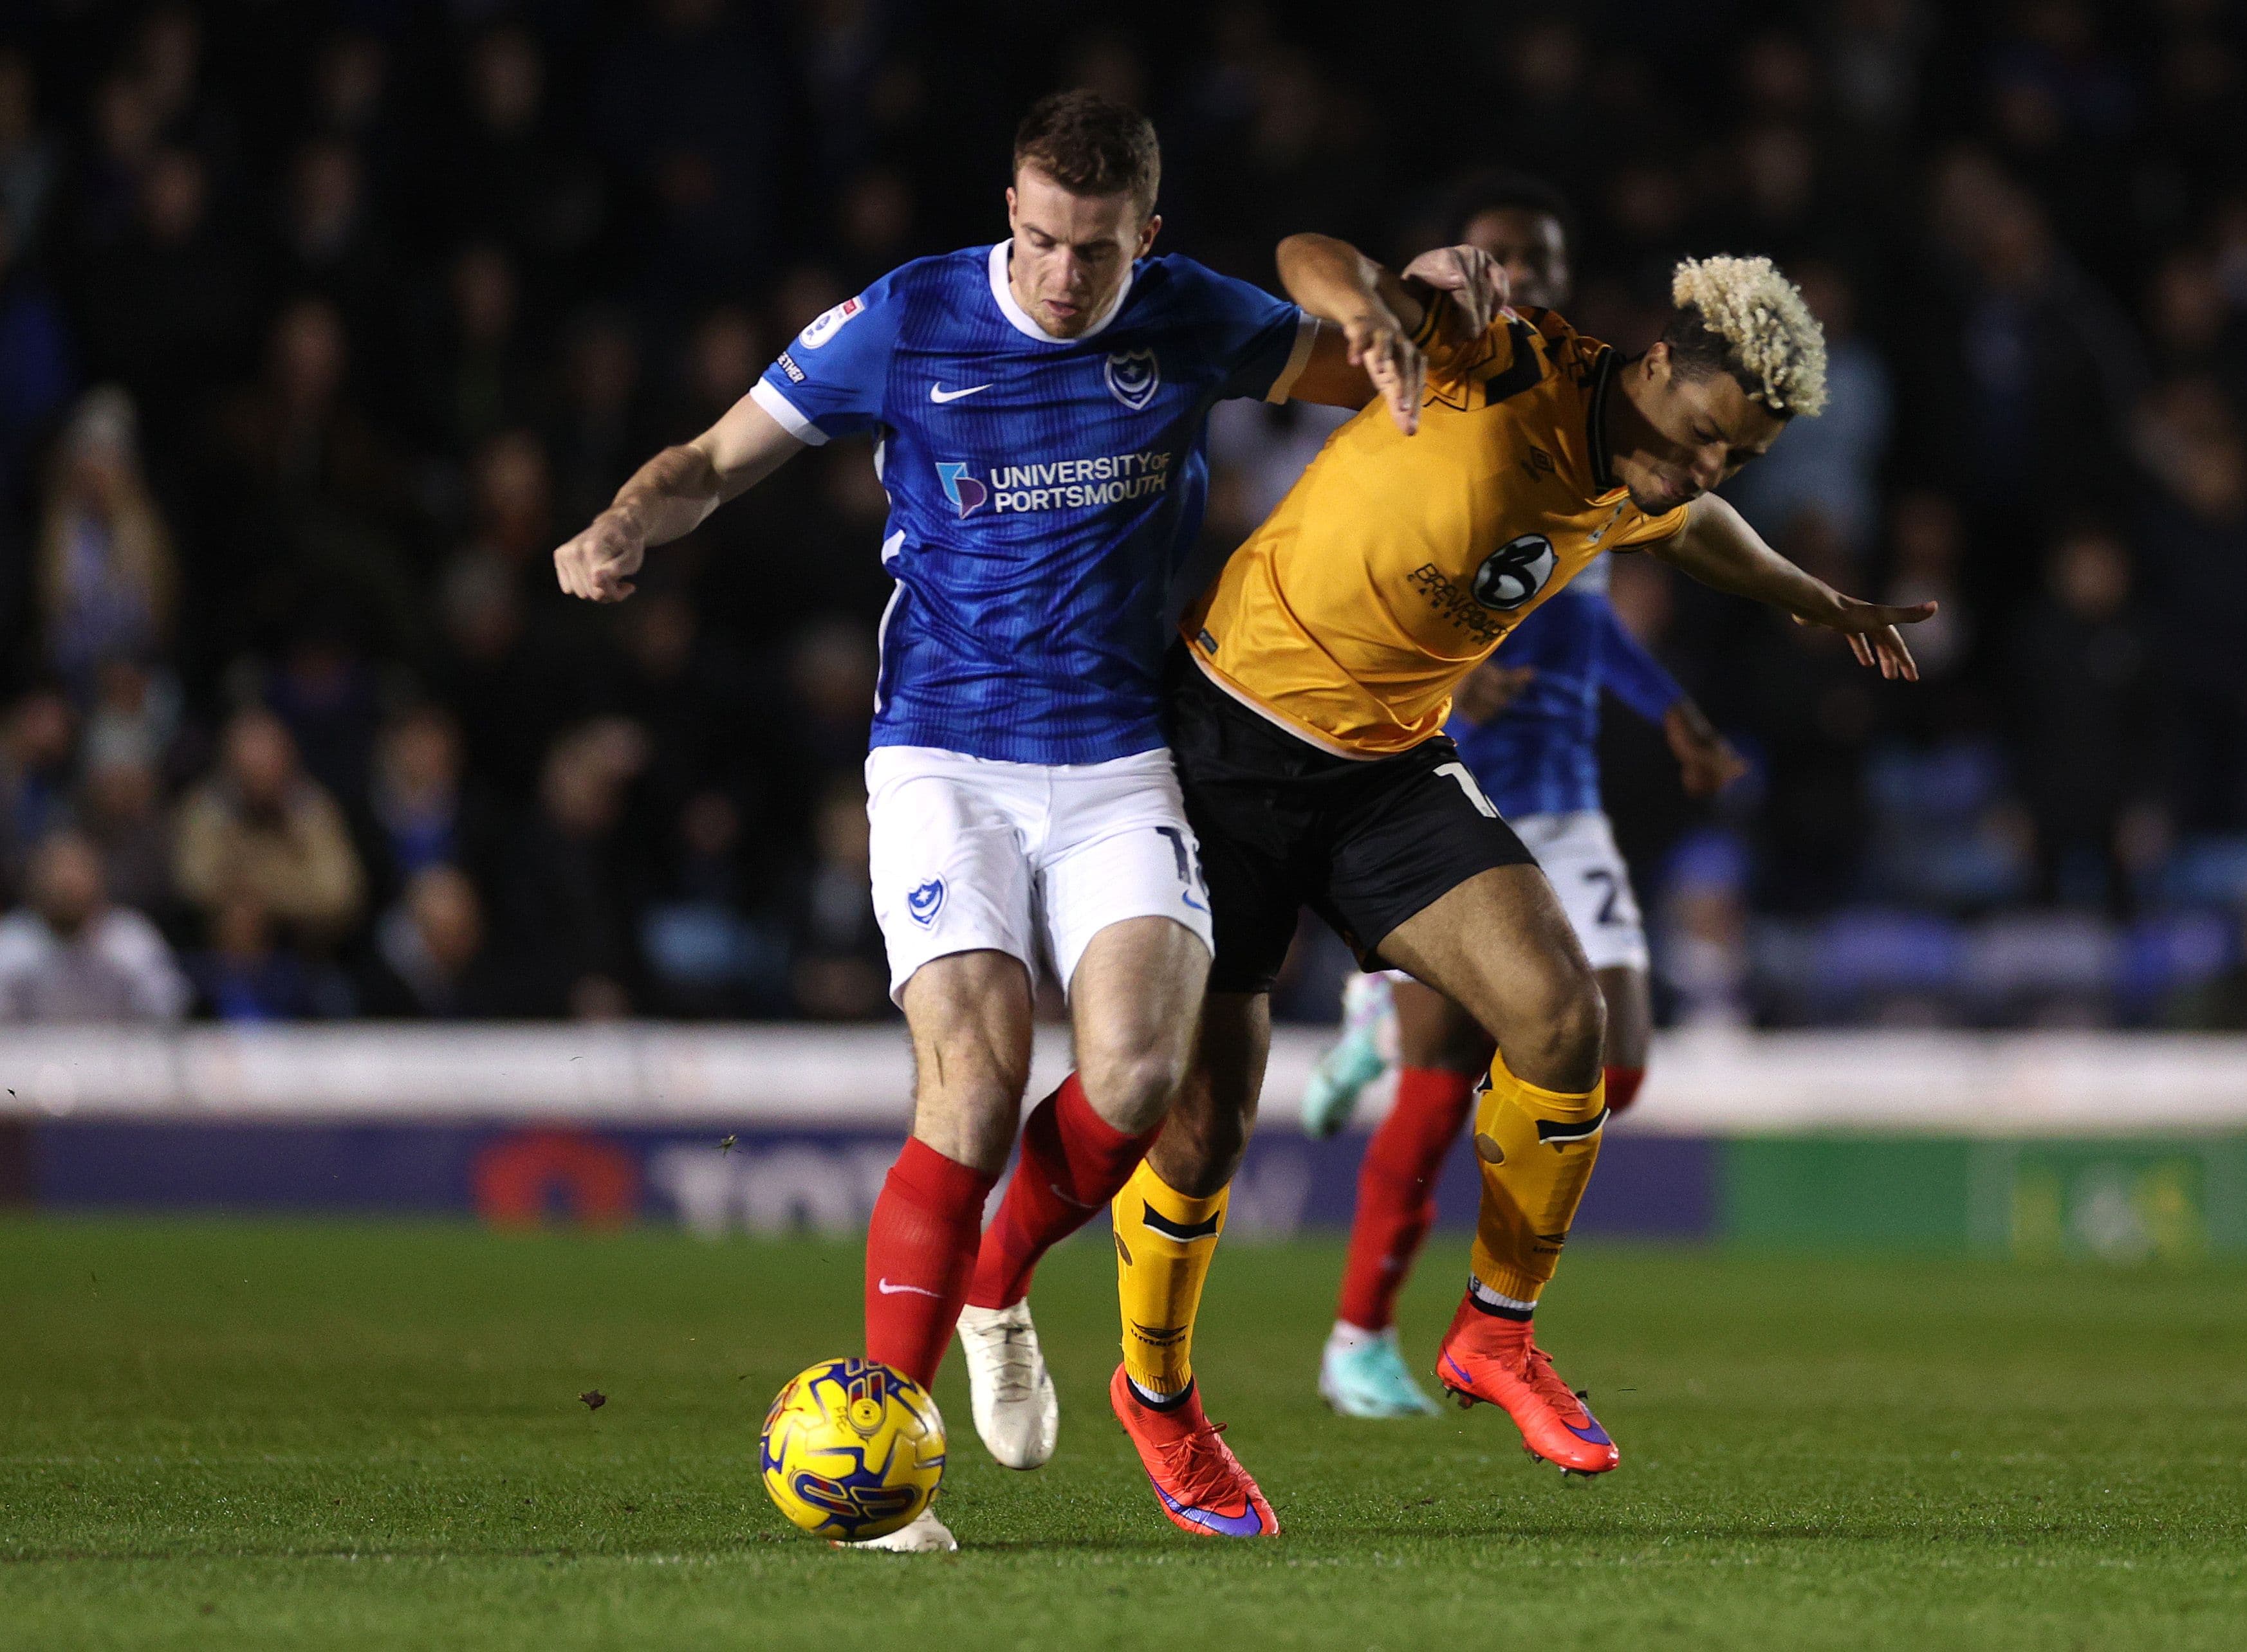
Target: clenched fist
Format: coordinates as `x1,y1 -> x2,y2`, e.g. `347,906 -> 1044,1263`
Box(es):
554,511 -> 646,603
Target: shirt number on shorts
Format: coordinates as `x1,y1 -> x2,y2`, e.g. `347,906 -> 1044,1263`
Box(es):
1434,762 -> 1499,819
1584,868 -> 1623,924
1155,825 -> 1210,913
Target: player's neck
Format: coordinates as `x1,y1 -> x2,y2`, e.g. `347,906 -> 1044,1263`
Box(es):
1598,356 -> 1654,497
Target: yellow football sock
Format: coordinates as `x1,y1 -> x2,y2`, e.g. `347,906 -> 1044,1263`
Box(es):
1466,1047 -> 1607,1312
1113,1159 -> 1228,1400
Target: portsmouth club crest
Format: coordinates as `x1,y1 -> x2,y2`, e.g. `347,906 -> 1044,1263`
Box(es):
1104,347 -> 1160,410
906,878 -> 946,928
1473,533 -> 1557,610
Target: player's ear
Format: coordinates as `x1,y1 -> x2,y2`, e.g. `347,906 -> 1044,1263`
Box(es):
1642,339 -> 1672,387
1005,184 -> 1019,226
1136,212 -> 1161,259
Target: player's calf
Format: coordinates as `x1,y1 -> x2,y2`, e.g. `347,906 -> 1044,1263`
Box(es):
961,1076 -> 1147,1471
868,955 -> 1032,1388
1331,1064 -> 1476,1339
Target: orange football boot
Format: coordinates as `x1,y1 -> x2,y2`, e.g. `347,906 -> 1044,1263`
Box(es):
1108,1365 -> 1279,1536
1434,1295 -> 1619,1476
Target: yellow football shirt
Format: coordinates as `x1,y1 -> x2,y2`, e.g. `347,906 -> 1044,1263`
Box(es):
1181,306 -> 1687,757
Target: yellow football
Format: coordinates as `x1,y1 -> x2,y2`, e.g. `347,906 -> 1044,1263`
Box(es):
759,1357 -> 946,1541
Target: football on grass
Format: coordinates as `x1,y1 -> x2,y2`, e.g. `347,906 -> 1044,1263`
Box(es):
761,1357 -> 947,1541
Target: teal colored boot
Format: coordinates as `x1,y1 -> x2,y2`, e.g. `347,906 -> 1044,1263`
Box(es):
1318,1326 -> 1443,1418
1299,973 -> 1395,1139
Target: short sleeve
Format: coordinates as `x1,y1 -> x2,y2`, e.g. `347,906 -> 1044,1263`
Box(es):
752,271 -> 907,446
1193,266 -> 1315,403
1613,502 -> 1690,547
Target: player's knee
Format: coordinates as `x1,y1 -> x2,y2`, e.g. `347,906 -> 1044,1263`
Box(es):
1508,964 -> 1605,1094
1551,973 -> 1608,1090
1078,1038 -> 1189,1137
1149,1075 -> 1252,1197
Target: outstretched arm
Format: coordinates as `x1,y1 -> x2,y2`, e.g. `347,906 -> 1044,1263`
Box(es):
1646,494 -> 1936,680
553,396 -> 806,603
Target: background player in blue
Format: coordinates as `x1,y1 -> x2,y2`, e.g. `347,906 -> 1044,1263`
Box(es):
1291,177 -> 1747,1419
551,91 -> 1506,1547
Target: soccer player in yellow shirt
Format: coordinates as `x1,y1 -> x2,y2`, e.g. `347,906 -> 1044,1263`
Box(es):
1097,239 -> 1934,1527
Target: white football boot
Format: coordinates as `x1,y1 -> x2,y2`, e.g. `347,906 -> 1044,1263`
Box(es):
956,1299 -> 1060,1469
846,1507 -> 957,1552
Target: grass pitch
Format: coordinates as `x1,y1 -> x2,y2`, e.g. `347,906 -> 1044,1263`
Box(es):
4,1219 -> 2244,1650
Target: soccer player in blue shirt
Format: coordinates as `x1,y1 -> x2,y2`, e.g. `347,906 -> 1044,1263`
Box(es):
1291,178 -> 1747,1419
553,91 -> 1501,1547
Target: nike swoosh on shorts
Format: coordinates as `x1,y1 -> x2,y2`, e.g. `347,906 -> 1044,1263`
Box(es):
929,383 -> 992,403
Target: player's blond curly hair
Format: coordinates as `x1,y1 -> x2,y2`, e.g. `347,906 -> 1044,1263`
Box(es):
1668,255 -> 1829,418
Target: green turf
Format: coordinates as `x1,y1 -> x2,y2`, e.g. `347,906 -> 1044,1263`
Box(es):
4,1219 -> 2244,1651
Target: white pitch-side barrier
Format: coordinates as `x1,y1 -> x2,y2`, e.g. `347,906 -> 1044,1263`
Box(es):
0,1024 -> 2242,1135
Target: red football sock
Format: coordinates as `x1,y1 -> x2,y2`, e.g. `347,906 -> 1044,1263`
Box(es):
1335,1066 -> 1478,1332
968,1072 -> 1159,1310
864,1137 -> 997,1390
1604,1065 -> 1646,1117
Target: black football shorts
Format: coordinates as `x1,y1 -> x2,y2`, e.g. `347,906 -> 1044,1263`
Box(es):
1164,651 -> 1536,995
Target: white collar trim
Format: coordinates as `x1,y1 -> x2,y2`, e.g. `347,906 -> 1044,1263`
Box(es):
987,240 -> 1134,342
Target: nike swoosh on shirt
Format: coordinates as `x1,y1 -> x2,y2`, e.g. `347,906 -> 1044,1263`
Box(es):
929,383 -> 992,403
876,1278 -> 941,1298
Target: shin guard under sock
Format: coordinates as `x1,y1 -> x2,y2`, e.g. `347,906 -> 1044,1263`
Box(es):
1113,1159 -> 1227,1402
1466,1049 -> 1607,1313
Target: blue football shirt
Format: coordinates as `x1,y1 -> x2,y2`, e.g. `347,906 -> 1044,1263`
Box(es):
1447,558 -> 1685,819
754,243 -> 1313,765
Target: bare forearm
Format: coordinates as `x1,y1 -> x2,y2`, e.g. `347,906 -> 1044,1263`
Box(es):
606,444 -> 726,548
596,391 -> 805,548
556,394 -> 806,604
1275,235 -> 1433,430
1276,234 -> 1425,335
1652,493 -> 1937,681
1651,495 -> 1846,623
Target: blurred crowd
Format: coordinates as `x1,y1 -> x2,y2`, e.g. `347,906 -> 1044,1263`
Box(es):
0,0 -> 2243,1029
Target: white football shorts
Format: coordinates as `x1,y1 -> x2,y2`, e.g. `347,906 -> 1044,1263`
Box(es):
1513,809 -> 1649,973
864,744 -> 1216,1002
1378,807 -> 1648,979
